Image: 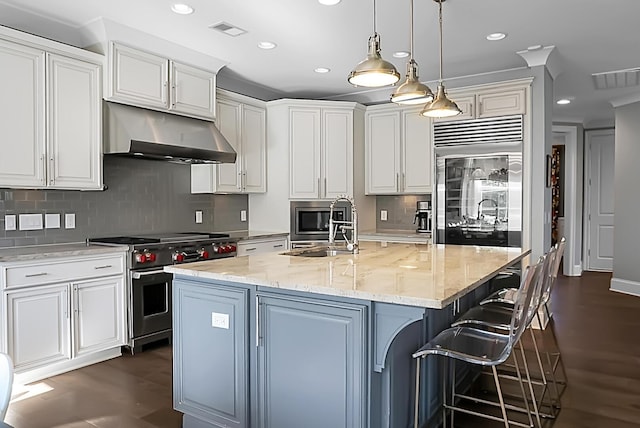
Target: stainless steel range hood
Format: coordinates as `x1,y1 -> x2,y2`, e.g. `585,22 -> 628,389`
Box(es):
103,102 -> 237,164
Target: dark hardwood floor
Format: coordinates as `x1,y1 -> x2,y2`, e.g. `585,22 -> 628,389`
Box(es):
5,271 -> 640,427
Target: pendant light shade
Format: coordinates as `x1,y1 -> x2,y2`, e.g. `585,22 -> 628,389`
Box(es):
348,34 -> 401,87
420,0 -> 461,118
348,0 -> 400,88
391,0 -> 433,105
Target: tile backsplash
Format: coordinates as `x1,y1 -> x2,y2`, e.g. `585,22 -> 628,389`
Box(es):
376,194 -> 431,231
0,156 -> 248,247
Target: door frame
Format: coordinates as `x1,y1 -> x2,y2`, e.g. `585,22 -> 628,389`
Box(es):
552,125 -> 582,276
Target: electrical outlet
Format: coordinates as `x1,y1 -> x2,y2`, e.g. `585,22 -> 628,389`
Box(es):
211,312 -> 229,329
380,210 -> 388,221
195,210 -> 203,224
4,215 -> 16,231
65,213 -> 76,229
240,210 -> 247,222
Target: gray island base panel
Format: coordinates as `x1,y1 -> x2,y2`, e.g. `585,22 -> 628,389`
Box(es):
167,242 -> 530,428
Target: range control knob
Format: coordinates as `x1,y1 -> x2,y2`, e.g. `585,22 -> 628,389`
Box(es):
146,252 -> 156,262
229,244 -> 237,252
173,252 -> 185,263
135,252 -> 147,263
212,245 -> 220,254
199,249 -> 210,259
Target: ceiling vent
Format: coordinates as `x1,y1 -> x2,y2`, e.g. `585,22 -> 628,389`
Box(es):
592,68 -> 640,90
209,21 -> 247,37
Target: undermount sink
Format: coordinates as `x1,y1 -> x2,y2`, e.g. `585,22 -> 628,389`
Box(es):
280,245 -> 353,258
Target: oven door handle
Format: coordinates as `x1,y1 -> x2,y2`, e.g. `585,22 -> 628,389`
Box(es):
131,269 -> 167,279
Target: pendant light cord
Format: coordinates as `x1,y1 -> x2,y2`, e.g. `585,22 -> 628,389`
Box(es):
437,0 -> 444,84
409,0 -> 414,60
373,0 -> 378,34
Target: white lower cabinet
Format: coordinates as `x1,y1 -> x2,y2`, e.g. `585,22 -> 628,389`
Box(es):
237,237 -> 288,256
73,277 -> 125,357
1,251 -> 127,382
6,284 -> 70,371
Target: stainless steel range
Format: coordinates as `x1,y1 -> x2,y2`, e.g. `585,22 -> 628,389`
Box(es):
90,232 -> 237,353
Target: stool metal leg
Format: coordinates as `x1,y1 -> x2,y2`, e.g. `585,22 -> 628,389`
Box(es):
511,342 -> 534,428
414,358 -> 421,428
518,341 -> 543,428
492,365 -> 510,428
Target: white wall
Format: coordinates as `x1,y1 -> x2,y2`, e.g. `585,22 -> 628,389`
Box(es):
611,101 -> 640,296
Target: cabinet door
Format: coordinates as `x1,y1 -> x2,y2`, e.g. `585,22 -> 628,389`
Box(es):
323,109 -> 353,199
173,280 -> 249,428
242,104 -> 267,193
216,98 -> 243,192
47,54 -> 102,190
402,110 -> 432,193
170,61 -> 216,119
109,42 -> 168,109
73,276 -> 125,357
366,111 -> 401,194
257,295 -> 366,428
432,95 -> 475,122
0,40 -> 45,188
477,88 -> 526,117
6,284 -> 70,371
290,108 -> 321,198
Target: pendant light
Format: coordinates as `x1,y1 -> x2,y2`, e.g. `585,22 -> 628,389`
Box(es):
390,0 -> 434,105
420,0 -> 461,118
348,0 -> 400,87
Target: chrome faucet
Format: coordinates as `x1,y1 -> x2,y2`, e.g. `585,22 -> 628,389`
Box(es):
477,198 -> 499,222
329,195 -> 359,254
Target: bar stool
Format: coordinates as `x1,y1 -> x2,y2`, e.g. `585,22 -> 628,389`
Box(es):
450,249 -> 557,425
412,259 -> 544,428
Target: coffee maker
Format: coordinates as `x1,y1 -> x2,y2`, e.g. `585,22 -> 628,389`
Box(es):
414,201 -> 432,233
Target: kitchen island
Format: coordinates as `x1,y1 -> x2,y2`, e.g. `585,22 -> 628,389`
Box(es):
166,242 -> 530,428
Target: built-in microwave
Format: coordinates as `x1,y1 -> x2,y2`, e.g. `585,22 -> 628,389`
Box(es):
290,201 -> 351,243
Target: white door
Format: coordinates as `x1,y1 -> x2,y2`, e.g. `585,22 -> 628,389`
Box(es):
216,98 -> 242,192
0,39 -> 45,188
289,108 -> 321,199
402,109 -> 432,193
323,109 -> 353,199
366,110 -> 401,194
47,53 -> 102,190
586,129 -> 615,271
73,277 -> 125,356
6,284 -> 70,371
170,61 -> 216,119
109,43 -> 168,109
242,104 -> 267,193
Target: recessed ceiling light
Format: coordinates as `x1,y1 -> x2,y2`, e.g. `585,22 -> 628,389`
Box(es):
486,32 -> 506,41
315,67 -> 331,73
318,0 -> 341,5
171,3 -> 194,15
393,51 -> 410,58
556,99 -> 571,105
257,41 -> 277,50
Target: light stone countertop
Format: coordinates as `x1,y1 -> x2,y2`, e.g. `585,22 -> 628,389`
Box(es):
227,230 -> 289,241
0,242 -> 128,263
166,241 -> 530,309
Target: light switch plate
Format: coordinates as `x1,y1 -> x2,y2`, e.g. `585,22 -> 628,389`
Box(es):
65,213 -> 76,229
45,213 -> 61,229
195,210 -> 203,224
19,214 -> 43,230
380,210 -> 388,221
4,215 -> 16,231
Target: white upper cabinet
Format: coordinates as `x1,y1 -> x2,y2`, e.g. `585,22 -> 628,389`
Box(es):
191,90 -> 266,194
289,103 -> 354,199
366,106 -> 432,194
108,42 -> 216,120
434,83 -> 527,122
0,28 -> 103,190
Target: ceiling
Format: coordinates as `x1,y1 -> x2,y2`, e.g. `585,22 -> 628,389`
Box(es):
1,0 -> 638,126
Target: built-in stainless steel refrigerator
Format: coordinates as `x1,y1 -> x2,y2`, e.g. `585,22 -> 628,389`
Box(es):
434,115 -> 523,247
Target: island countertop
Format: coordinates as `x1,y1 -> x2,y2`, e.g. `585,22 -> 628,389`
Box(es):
166,241 -> 530,309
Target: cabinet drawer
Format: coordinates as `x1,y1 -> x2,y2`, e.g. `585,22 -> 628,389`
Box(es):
237,238 -> 288,256
3,255 -> 125,288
